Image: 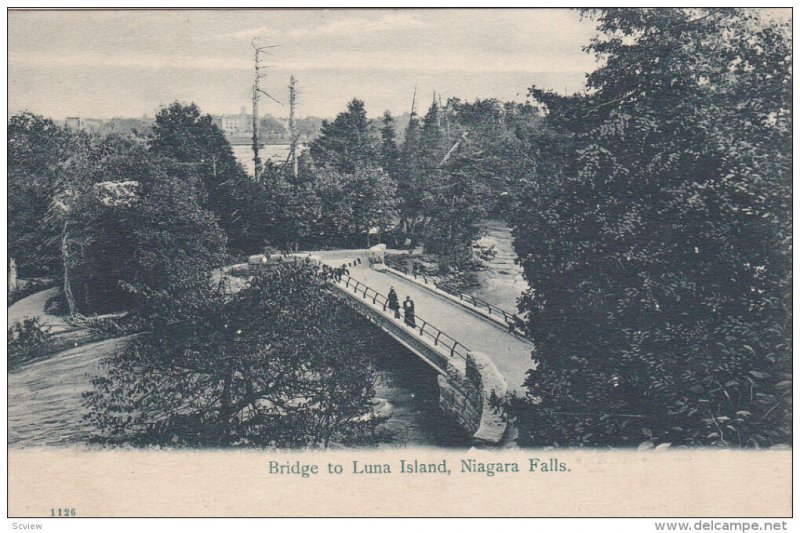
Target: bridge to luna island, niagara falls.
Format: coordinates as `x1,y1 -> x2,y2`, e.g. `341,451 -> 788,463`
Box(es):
230,247 -> 537,445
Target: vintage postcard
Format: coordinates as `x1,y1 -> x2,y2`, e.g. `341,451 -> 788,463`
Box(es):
5,7 -> 792,523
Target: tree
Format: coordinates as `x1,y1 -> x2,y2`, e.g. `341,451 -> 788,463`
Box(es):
7,112 -> 231,316
348,167 -> 398,247
422,166 -> 486,276
394,101 -> 449,244
8,113 -> 87,276
379,111 -> 400,178
508,8 -> 791,448
309,99 -> 380,173
395,112 -> 423,241
311,166 -> 396,248
258,164 -> 321,252
418,99 -> 449,169
85,261 -> 385,448
150,102 -> 237,168
59,138 -> 227,314
446,98 -> 554,216
149,102 -> 256,252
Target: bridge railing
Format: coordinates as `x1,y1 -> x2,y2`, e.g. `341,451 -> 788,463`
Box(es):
338,273 -> 471,364
383,257 -> 528,339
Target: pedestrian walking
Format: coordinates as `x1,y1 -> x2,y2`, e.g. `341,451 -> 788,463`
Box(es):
403,296 -> 416,328
387,287 -> 401,318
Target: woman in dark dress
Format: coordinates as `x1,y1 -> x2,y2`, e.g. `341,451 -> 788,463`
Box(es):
387,287 -> 401,318
403,296 -> 416,328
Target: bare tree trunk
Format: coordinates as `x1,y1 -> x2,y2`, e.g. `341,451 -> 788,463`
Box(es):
61,223 -> 78,317
438,131 -> 468,167
8,257 -> 18,297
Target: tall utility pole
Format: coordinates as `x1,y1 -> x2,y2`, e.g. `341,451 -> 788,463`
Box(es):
251,38 -> 281,179
251,40 -> 264,178
288,75 -> 298,180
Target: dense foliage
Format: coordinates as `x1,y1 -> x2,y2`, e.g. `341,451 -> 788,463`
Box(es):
84,261 -> 384,448
61,139 -> 227,313
149,102 -> 262,252
252,98 -> 399,250
7,317 -> 51,366
8,113 -> 88,276
309,99 -> 379,174
508,8 -> 792,448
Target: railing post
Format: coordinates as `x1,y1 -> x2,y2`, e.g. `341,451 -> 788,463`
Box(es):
435,331 -> 442,346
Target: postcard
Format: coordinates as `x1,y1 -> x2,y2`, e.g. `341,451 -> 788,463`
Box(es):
6,7 -> 792,520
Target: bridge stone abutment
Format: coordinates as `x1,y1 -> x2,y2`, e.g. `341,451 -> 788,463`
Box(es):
437,352 -> 508,444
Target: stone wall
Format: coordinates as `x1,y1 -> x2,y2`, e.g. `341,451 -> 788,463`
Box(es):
437,352 -> 508,444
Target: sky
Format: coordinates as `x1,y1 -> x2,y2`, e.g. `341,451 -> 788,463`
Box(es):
8,9 -> 602,120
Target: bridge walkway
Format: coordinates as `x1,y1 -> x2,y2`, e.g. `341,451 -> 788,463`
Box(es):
315,251 -> 534,394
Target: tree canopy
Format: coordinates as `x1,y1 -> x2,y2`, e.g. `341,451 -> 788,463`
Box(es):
149,102 -> 257,252
309,99 -> 380,174
8,113 -> 88,276
508,8 -> 791,448
85,261 -> 385,448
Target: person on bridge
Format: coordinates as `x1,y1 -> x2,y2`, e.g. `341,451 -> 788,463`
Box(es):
387,287 -> 401,318
403,296 -> 416,328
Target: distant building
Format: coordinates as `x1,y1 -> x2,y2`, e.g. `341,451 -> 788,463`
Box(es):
64,117 -> 81,130
212,107 -> 289,144
213,107 -> 252,138
80,119 -> 104,133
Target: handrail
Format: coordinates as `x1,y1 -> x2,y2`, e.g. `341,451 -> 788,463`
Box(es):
383,257 -> 528,339
332,271 -> 472,364
246,257 -> 490,366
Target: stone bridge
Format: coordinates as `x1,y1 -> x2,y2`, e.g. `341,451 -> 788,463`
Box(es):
243,249 -> 536,445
